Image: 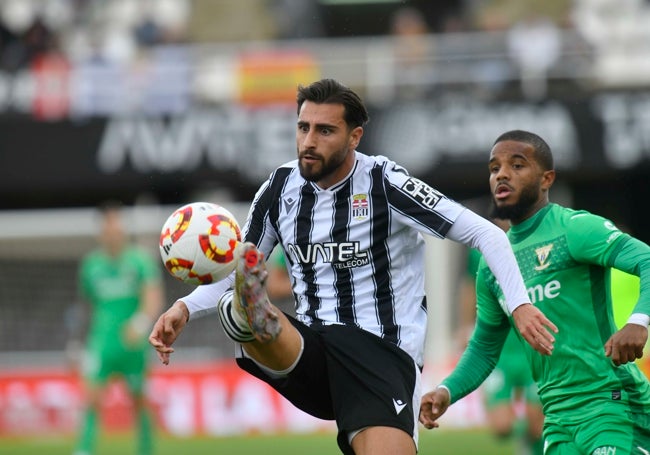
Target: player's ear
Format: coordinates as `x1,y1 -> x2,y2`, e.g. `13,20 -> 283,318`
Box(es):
349,126 -> 363,150
541,169 -> 555,190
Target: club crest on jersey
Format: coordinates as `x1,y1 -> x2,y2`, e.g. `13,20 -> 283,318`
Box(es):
351,194 -> 369,220
401,177 -> 441,209
534,244 -> 553,271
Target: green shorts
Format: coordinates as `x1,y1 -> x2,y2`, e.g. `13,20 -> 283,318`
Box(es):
482,332 -> 539,408
83,346 -> 147,394
544,401 -> 650,455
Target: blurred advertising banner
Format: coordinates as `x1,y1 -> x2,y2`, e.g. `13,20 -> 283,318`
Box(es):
0,361 -> 333,436
0,360 -> 485,436
2,91 -> 650,210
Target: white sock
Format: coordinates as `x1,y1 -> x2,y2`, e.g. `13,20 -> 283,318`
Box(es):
217,291 -> 255,342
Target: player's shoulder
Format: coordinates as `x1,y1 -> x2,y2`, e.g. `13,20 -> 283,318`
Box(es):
555,204 -> 617,230
275,158 -> 299,171
81,249 -> 105,266
356,153 -> 414,189
358,153 -> 409,174
267,159 -> 299,187
552,204 -> 627,246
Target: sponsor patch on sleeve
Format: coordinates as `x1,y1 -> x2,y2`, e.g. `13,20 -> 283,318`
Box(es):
401,177 -> 442,209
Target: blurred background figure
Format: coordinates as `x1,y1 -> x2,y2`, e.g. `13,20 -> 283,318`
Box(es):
66,201 -> 164,455
507,12 -> 561,100
388,6 -> 435,101
456,216 -> 544,455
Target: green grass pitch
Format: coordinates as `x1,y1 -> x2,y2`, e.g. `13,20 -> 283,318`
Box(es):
2,428 -> 515,454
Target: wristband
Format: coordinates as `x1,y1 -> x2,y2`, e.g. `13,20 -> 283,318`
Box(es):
435,384 -> 451,400
626,313 -> 650,327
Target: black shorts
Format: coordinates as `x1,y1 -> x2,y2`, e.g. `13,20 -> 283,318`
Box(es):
236,315 -> 420,455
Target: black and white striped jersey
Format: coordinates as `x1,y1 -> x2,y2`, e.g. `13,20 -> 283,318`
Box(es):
183,151 -> 530,367
243,151 -> 465,367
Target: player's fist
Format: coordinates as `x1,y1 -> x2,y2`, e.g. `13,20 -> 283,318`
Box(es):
605,324 -> 647,366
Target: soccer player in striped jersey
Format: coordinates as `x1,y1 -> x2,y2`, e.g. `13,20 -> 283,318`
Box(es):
420,130 -> 650,454
149,80 -> 556,455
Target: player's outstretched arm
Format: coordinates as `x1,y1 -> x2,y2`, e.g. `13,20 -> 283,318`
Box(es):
419,387 -> 451,430
148,300 -> 189,365
512,303 -> 558,356
605,323 -> 648,366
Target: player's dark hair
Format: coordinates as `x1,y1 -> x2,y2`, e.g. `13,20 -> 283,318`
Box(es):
98,199 -> 123,214
297,79 -> 370,129
494,130 -> 554,171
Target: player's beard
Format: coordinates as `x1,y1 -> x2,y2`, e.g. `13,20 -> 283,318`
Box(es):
298,146 -> 348,183
489,181 -> 540,222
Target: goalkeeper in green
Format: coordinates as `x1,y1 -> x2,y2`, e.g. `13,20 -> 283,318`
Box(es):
70,203 -> 164,455
420,130 -> 650,454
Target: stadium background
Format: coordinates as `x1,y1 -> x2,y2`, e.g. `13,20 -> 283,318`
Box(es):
1,0 -> 649,449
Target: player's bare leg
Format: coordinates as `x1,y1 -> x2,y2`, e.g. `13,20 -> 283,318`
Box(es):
351,426 -> 416,455
218,242 -> 303,371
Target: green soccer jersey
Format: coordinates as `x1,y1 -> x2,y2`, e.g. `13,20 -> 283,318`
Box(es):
443,203 -> 650,423
79,246 -> 161,352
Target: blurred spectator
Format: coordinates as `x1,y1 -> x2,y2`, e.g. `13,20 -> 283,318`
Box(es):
0,16 -> 56,71
268,0 -> 325,40
134,15 -> 163,47
0,19 -> 21,70
468,8 -> 512,98
507,13 -> 561,100
388,6 -> 435,100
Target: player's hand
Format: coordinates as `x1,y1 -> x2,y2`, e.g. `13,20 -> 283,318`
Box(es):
123,312 -> 152,347
419,386 -> 451,430
148,300 -> 189,365
605,324 -> 648,366
123,324 -> 142,347
512,303 -> 558,356
65,339 -> 83,371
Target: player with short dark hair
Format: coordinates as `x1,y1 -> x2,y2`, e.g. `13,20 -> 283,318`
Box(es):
149,81 -> 556,455
420,129 -> 650,454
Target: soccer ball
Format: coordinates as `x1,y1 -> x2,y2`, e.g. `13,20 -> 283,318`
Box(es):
159,202 -> 242,285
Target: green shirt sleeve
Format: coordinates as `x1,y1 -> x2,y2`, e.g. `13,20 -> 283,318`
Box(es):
611,236 -> 650,318
441,265 -> 511,404
566,213 -> 650,319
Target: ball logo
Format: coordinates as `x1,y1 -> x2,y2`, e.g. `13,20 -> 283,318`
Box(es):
199,214 -> 241,264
